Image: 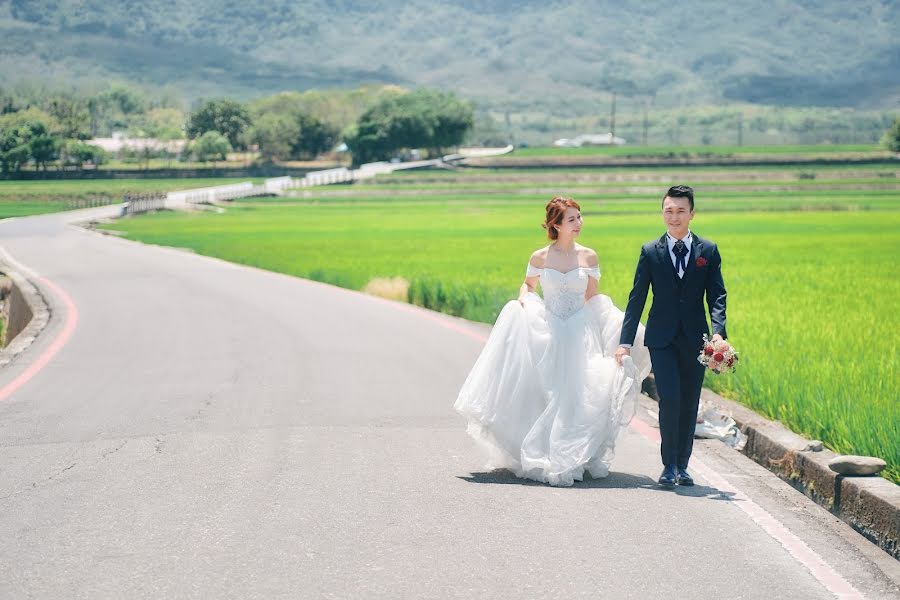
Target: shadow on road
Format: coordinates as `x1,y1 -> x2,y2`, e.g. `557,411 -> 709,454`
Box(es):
458,469 -> 738,499
671,483 -> 738,501
457,469 -> 656,489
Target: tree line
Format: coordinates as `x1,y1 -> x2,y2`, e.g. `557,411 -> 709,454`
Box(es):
0,84 -> 474,173
2,80 -> 897,175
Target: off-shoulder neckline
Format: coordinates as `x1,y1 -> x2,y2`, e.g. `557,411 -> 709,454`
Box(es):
539,266 -> 598,275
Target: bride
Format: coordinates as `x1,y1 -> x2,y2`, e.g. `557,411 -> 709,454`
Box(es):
455,196 -> 652,486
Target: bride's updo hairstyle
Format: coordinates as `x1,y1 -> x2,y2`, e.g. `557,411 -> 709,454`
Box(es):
543,196 -> 581,240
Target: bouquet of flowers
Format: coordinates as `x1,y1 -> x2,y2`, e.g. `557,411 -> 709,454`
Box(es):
698,334 -> 739,373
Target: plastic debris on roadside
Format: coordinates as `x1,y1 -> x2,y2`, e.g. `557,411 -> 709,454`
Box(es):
694,400 -> 746,451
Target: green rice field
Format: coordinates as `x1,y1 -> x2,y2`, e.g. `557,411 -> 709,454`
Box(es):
3,163 -> 899,484
510,144 -> 886,158
0,178 -> 261,219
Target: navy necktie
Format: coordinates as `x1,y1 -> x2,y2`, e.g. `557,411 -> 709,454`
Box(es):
673,240 -> 688,276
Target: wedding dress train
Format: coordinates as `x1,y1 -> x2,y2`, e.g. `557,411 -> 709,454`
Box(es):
455,265 -> 652,486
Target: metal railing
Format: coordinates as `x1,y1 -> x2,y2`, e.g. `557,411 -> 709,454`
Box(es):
64,196 -> 118,211
169,182 -> 260,207
122,192 -> 167,215
118,147 -> 516,215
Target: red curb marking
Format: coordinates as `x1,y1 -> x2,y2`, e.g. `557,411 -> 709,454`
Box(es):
421,306 -> 864,599
631,417 -> 860,596
388,301 -> 490,344
0,253 -> 866,597
0,274 -> 78,402
689,459 -> 863,599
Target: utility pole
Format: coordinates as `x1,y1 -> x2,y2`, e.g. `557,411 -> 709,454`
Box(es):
643,92 -> 656,146
643,101 -> 649,146
610,92 -> 617,137
737,111 -> 744,147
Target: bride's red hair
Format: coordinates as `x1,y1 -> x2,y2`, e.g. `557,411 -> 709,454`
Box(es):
543,196 -> 581,240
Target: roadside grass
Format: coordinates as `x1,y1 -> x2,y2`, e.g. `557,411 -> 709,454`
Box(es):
101,194 -> 900,484
14,162 -> 896,484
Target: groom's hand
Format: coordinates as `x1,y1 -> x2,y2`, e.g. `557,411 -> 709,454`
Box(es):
711,333 -> 725,343
615,346 -> 631,366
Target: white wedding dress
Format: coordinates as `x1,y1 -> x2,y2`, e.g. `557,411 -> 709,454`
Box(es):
454,263 -> 652,486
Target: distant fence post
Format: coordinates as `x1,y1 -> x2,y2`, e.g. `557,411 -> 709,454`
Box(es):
65,195 -> 116,211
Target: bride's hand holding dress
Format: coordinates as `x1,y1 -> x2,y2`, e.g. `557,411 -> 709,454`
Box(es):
455,248 -> 651,486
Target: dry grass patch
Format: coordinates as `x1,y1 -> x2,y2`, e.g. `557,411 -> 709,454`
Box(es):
363,277 -> 410,302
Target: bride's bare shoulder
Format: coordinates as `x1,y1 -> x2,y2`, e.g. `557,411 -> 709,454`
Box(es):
529,246 -> 549,268
579,245 -> 599,267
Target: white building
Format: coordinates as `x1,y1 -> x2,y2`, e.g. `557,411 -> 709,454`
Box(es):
553,132 -> 626,147
89,131 -> 187,154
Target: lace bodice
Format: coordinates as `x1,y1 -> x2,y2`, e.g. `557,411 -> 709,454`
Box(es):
526,264 -> 600,319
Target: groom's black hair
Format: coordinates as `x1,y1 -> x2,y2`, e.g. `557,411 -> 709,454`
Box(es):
664,185 -> 694,211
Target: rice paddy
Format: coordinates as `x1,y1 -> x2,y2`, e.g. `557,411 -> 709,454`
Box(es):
4,161 -> 898,483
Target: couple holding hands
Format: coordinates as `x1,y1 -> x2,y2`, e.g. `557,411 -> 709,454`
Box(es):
455,185 -> 728,488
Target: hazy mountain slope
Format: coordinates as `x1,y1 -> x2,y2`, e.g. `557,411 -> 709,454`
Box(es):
2,0 -> 897,111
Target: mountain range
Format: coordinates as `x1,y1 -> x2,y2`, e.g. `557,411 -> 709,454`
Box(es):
1,0 -> 898,115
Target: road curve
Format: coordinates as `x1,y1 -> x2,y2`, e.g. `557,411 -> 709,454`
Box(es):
0,209 -> 897,599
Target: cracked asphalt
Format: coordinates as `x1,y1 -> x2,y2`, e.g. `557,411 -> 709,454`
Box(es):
0,208 -> 897,599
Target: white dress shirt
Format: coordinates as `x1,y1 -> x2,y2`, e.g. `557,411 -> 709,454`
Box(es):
620,231 -> 693,349
667,231 -> 693,278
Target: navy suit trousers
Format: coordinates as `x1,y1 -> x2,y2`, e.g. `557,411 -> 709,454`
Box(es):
649,332 -> 707,469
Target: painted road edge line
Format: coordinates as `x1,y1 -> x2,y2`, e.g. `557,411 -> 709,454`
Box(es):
431,304 -> 864,600
0,248 -> 79,402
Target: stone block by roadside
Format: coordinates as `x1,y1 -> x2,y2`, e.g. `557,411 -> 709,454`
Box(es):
699,388 -> 900,560
840,476 -> 900,559
829,455 -> 887,476
0,261 -> 50,367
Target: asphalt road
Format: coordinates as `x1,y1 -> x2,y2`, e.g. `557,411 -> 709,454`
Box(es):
0,208 -> 897,599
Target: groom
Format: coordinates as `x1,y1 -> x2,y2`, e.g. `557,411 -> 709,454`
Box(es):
615,185 -> 727,489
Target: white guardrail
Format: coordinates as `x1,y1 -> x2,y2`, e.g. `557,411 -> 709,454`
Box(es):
264,176 -> 294,194
167,182 -> 259,207
281,146 -> 514,191
125,146 -> 516,214
295,167 -> 355,187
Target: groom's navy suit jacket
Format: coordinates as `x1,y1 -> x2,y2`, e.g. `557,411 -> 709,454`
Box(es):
620,233 -> 727,349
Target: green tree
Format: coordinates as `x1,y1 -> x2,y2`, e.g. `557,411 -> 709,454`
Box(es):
347,89 -> 473,165
103,86 -> 145,116
61,140 -> 108,168
245,113 -> 300,161
0,110 -> 62,172
187,99 -> 251,150
291,113 -> 339,159
3,144 -> 30,172
133,108 -> 187,140
0,89 -> 24,115
249,86 -> 404,140
247,93 -> 340,160
44,96 -> 91,139
29,132 -> 59,170
0,107 -> 61,135
347,95 -> 428,165
87,91 -> 125,136
881,116 -> 900,152
190,130 -> 232,165
84,85 -> 148,135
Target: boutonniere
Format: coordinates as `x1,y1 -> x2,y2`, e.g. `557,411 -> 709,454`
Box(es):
696,257 -> 708,267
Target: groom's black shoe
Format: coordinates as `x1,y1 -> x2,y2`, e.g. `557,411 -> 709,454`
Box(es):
676,468 -> 694,486
658,466 -> 677,489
